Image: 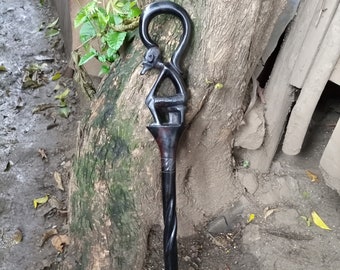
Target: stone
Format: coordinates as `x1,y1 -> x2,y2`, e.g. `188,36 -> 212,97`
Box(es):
243,224 -> 261,244
273,208 -> 299,226
207,216 -> 229,234
234,103 -> 265,150
320,118 -> 340,195
237,170 -> 259,194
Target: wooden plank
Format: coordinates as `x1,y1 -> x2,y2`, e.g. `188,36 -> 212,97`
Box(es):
320,118 -> 340,194
282,6 -> 340,155
289,0 -> 340,89
244,0 -> 320,172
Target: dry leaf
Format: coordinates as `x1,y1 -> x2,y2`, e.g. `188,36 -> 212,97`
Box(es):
247,213 -> 255,223
264,207 -> 277,220
51,234 -> 70,252
0,64 -> 7,72
33,195 -> 49,208
53,171 -> 64,191
38,148 -> 48,161
32,103 -> 55,114
306,170 -> 318,182
48,196 -> 63,209
39,228 -> 58,247
12,228 -> 23,244
4,160 -> 14,172
311,211 -> 331,231
301,216 -> 312,227
51,72 -> 61,81
214,83 -> 223,90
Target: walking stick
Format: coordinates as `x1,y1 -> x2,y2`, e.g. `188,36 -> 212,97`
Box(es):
139,2 -> 192,269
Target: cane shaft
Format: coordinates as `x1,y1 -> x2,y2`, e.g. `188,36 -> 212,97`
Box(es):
162,169 -> 178,270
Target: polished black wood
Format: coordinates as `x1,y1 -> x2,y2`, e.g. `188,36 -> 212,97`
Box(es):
139,2 -> 192,269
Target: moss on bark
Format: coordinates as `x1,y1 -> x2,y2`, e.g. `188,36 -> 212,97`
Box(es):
70,38 -> 145,268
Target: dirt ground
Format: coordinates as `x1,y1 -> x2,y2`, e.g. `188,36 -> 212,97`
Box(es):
1,1 -> 340,270
0,0 -> 84,269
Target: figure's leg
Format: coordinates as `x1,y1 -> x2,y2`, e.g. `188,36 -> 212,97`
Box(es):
145,70 -> 166,125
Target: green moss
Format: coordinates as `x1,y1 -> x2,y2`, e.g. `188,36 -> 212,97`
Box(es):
70,34 -> 147,268
70,153 -> 98,236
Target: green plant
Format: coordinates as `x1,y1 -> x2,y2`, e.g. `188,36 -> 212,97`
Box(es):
74,0 -> 141,75
55,88 -> 71,118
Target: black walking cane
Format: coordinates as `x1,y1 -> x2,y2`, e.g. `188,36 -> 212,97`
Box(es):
139,1 -> 192,269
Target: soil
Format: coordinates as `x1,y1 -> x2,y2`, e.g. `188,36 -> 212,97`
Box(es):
0,0 -> 86,269
1,1 -> 340,270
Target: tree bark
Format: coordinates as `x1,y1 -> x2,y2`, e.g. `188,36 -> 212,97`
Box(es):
69,0 -> 286,269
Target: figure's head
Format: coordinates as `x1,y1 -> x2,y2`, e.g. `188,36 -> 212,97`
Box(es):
140,46 -> 161,75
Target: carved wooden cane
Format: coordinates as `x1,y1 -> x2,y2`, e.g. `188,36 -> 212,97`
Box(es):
139,2 -> 192,269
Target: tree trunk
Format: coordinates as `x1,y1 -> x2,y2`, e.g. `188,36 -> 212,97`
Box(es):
69,0 -> 285,269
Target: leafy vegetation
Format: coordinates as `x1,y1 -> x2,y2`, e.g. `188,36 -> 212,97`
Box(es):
74,0 -> 141,75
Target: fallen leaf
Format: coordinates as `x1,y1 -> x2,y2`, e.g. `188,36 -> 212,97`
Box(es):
59,107 -> 71,118
214,83 -> 223,90
55,88 -> 70,101
54,83 -> 61,91
34,55 -> 54,62
51,72 -> 61,81
264,207 -> 277,220
0,64 -> 7,72
51,234 -> 70,252
12,228 -> 23,244
38,148 -> 48,161
46,28 -> 60,37
53,172 -> 64,191
39,228 -> 58,247
47,18 -> 59,29
311,211 -> 331,231
15,96 -> 25,109
32,103 -> 56,114
22,63 -> 47,89
301,215 -> 312,227
48,196 -> 63,209
242,160 -> 250,168
4,160 -> 14,172
33,195 -> 49,209
306,170 -> 318,182
302,191 -> 310,199
247,213 -> 255,224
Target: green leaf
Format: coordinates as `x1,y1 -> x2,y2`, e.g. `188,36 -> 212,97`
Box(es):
46,28 -> 60,37
97,7 -> 109,30
112,14 -> 123,25
99,65 -> 110,75
106,31 -> 126,51
79,50 -> 97,66
129,5 -> 141,18
83,1 -> 97,15
55,88 -> 70,101
79,21 -> 96,44
116,2 -> 125,8
106,48 -> 118,62
98,54 -> 107,63
74,10 -> 88,28
47,18 -> 59,29
51,72 -> 61,81
59,107 -> 71,118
